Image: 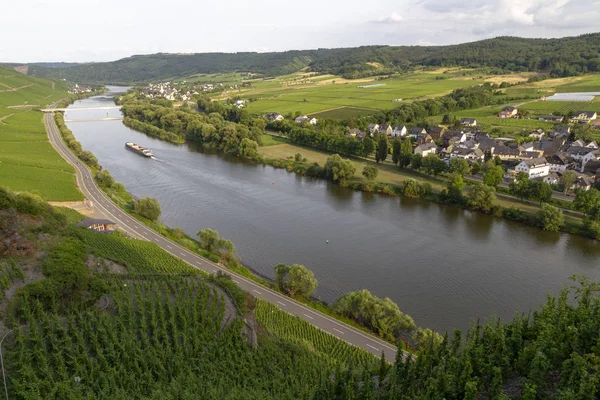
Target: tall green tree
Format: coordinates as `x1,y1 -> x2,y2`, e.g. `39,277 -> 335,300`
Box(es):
509,172 -> 530,200
274,264 -> 318,299
574,188 -> 600,214
391,139 -> 402,165
361,137 -> 375,158
399,139 -> 413,168
375,135 -> 389,163
483,165 -> 504,188
362,165 -> 378,182
467,184 -> 496,212
529,180 -> 553,205
134,197 -> 161,221
559,170 -> 577,195
538,203 -> 564,232
449,158 -> 470,176
422,154 -> 447,176
324,154 -> 356,183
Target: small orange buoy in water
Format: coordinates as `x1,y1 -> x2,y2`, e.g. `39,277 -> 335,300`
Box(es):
272,181 -> 275,185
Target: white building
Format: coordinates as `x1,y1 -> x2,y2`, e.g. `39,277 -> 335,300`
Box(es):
414,142 -> 437,157
515,157 -> 550,178
391,125 -> 407,137
295,115 -> 317,124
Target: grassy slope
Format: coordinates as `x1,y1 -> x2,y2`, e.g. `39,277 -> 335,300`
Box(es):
0,66 -> 82,200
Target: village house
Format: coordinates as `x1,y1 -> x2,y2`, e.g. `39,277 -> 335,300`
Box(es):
234,99 -> 246,108
414,142 -> 437,157
538,114 -> 564,123
428,126 -> 445,140
529,129 -> 545,140
593,120 -> 600,130
543,172 -> 560,185
515,157 -> 550,178
570,111 -> 598,124
409,127 -> 427,139
548,154 -> 572,172
499,106 -> 518,119
449,147 -> 484,161
574,175 -> 595,191
416,133 -> 433,144
76,219 -> 116,233
368,123 -> 380,135
492,145 -> 521,160
378,124 -> 392,136
345,129 -> 366,140
442,130 -> 466,147
295,115 -> 318,124
584,160 -> 600,175
460,118 -> 477,127
391,125 -> 407,137
265,113 -> 284,122
565,146 -> 600,170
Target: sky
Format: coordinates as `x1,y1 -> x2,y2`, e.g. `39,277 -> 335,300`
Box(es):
2,0 -> 599,63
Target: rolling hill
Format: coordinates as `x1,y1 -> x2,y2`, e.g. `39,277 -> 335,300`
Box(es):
25,32 -> 600,83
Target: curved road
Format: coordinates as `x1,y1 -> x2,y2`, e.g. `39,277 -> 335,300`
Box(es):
44,110 -> 401,361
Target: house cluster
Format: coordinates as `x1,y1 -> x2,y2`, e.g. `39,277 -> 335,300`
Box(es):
262,113 -> 318,124
140,81 -> 237,102
345,120 -> 600,192
68,83 -> 93,95
141,82 -> 199,101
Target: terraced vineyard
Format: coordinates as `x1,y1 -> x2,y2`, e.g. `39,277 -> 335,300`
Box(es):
256,299 -> 379,367
75,228 -> 201,275
7,277 -> 363,399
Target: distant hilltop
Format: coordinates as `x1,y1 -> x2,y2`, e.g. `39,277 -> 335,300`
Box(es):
12,32 -> 600,84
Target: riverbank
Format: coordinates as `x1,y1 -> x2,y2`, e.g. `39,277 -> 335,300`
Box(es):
256,138 -> 590,239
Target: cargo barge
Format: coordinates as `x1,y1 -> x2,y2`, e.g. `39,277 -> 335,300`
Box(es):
125,142 -> 154,157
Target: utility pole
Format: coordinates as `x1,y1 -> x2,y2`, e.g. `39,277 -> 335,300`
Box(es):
0,330 -> 13,400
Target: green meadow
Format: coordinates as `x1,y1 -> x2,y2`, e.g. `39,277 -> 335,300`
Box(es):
235,70 -> 485,117
0,66 -> 82,201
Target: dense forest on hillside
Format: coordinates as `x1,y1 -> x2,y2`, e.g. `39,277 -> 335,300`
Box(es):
26,33 -> 600,83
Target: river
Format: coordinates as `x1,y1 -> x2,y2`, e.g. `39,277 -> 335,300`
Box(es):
65,87 -> 600,334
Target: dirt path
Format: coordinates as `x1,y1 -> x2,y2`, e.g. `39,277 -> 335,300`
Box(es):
307,105 -> 377,116
0,113 -> 14,124
48,200 -> 95,215
0,84 -> 34,93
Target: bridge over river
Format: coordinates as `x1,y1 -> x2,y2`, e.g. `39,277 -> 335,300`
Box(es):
41,106 -> 122,112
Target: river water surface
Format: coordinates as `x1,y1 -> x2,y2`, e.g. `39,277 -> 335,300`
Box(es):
66,87 -> 600,334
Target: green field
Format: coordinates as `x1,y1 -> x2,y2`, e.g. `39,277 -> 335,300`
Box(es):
0,66 -> 82,200
232,70 -> 485,117
554,74 -> 600,93
309,106 -> 376,120
520,99 -> 600,115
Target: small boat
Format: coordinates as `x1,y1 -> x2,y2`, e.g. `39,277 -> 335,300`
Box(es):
125,142 -> 154,157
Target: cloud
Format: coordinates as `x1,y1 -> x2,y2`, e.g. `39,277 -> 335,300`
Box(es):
373,12 -> 403,23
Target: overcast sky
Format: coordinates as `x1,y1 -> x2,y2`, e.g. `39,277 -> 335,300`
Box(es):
3,0 -> 599,63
